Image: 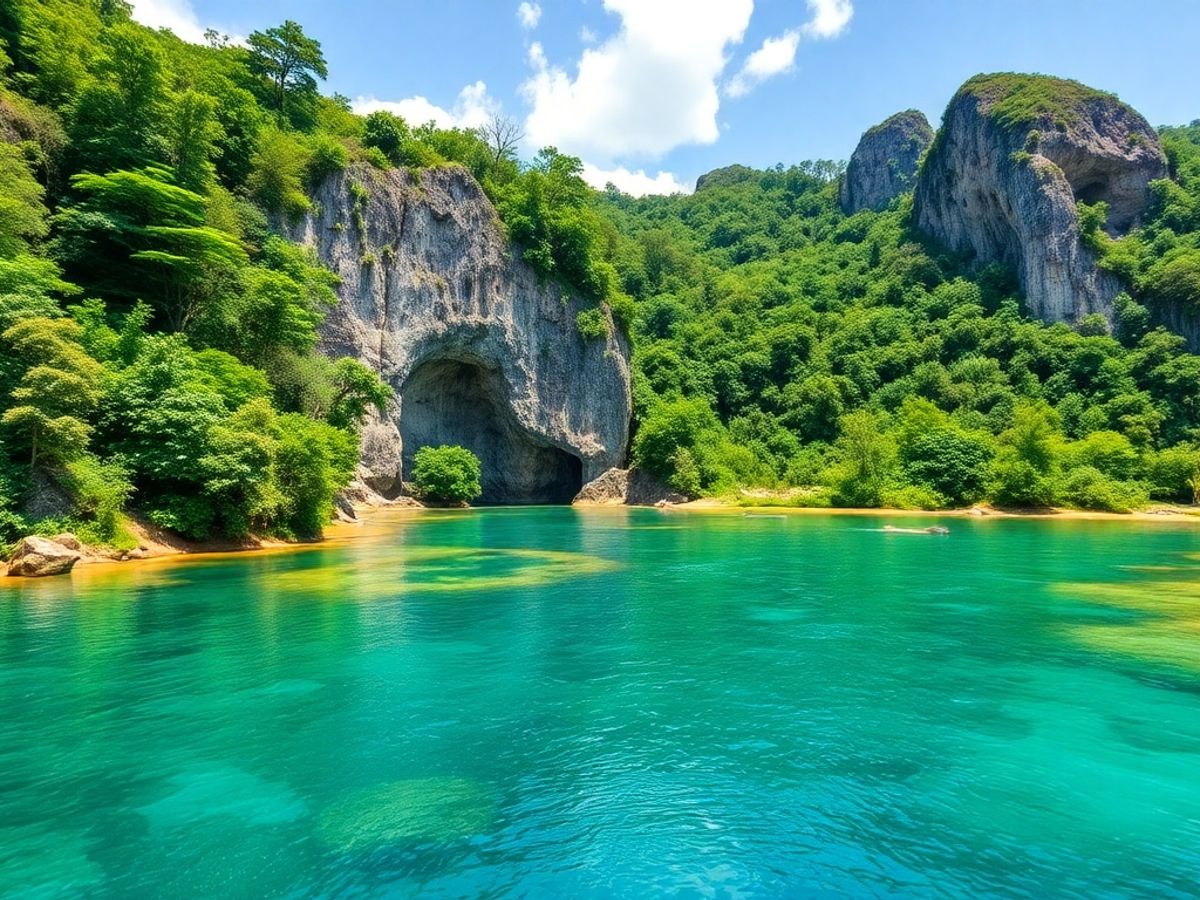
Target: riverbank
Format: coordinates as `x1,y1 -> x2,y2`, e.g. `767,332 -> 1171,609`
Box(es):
7,496 -> 1200,581
672,496 -> 1200,523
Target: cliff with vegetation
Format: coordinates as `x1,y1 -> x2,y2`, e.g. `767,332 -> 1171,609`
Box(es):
914,73 -> 1167,324
840,110 -> 933,214
7,1 -> 1200,569
292,164 -> 631,503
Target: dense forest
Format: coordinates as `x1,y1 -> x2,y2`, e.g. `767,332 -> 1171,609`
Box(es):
607,133 -> 1200,513
0,0 -> 615,551
4,1 -> 1200,557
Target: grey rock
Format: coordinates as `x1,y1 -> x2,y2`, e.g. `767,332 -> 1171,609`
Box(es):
290,164 -> 632,504
52,533 -> 82,551
840,110 -> 934,213
574,467 -> 687,506
914,74 -> 1167,325
7,535 -> 81,577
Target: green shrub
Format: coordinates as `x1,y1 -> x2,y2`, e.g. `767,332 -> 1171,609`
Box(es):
668,447 -> 701,497
1146,445 -> 1200,502
901,427 -> 994,506
306,132 -> 349,183
63,454 -> 134,545
576,307 -> 608,341
989,454 -> 1055,508
1059,466 -> 1148,513
411,445 -> 482,504
881,484 -> 944,510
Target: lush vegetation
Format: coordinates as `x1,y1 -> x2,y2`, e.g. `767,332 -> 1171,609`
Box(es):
0,1 -> 400,551
411,446 -> 482,504
4,2 -> 1200,554
600,133 -> 1200,511
961,73 -> 1121,131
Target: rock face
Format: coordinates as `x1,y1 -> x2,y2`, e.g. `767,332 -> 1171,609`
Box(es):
291,164 -> 632,504
840,110 -> 934,214
7,535 -> 81,577
573,468 -> 686,506
914,74 -> 1167,324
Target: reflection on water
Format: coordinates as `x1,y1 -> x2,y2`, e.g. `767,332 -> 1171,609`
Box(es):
0,507 -> 1198,897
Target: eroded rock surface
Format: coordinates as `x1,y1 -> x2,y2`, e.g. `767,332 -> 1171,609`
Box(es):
573,468 -> 687,506
7,535 -> 81,577
291,164 -> 632,503
914,74 -> 1167,324
840,110 -> 934,214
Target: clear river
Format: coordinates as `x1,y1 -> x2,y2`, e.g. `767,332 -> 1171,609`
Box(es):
1,507 -> 1199,897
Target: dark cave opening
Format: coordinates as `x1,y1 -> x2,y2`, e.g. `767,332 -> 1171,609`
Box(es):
1074,179 -> 1110,207
399,358 -> 583,505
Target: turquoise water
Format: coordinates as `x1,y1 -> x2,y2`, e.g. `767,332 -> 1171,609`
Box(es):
2,507 -> 1199,898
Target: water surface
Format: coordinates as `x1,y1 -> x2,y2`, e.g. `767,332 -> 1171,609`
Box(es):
2,508 -> 1199,897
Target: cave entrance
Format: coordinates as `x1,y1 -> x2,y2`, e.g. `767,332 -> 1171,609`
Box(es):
399,358 -> 583,505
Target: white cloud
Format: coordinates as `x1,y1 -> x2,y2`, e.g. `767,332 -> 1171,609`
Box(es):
127,0 -> 209,44
803,0 -> 854,38
579,25 -> 598,44
725,0 -> 853,98
581,163 -> 690,196
725,30 -> 799,98
517,2 -> 542,30
521,0 -> 754,162
353,81 -> 499,130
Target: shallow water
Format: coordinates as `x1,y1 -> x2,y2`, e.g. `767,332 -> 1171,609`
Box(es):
2,507 -> 1199,897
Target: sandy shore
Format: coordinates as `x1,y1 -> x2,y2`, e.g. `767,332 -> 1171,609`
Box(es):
670,497 -> 1200,523
6,497 -> 1199,583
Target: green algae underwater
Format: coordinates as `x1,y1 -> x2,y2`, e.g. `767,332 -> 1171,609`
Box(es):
1,506 -> 1198,897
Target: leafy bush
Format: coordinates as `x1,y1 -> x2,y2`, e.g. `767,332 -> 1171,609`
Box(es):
411,445 -> 482,504
1059,466 -> 1148,513
575,307 -> 608,341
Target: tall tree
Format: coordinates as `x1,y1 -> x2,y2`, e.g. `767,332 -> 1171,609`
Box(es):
246,20 -> 327,118
68,23 -> 170,172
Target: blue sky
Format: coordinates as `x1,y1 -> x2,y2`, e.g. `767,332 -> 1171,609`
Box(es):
130,0 -> 1200,195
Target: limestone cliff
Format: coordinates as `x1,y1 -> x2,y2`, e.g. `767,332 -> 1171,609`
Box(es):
839,110 -> 933,214
290,164 -> 632,503
914,74 -> 1167,325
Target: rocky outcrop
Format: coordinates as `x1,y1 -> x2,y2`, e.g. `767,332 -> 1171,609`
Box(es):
290,164 -> 632,504
695,165 -> 757,193
573,468 -> 687,506
914,74 -> 1167,325
840,110 -> 934,213
7,535 -> 81,577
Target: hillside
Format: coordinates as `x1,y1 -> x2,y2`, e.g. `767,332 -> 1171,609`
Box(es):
4,2 -> 1200,562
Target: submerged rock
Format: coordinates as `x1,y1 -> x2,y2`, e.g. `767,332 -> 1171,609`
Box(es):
840,110 -> 934,213
6,535 -> 82,577
318,777 -> 493,851
914,73 -> 1167,325
292,164 -> 632,504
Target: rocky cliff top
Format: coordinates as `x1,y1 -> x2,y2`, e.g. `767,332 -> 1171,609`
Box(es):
914,73 -> 1167,325
290,163 -> 632,503
839,110 -> 934,214
694,165 -> 758,193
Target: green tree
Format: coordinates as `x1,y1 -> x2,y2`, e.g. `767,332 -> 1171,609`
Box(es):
168,90 -> 223,192
830,410 -> 896,507
68,23 -> 169,172
1,317 -> 104,469
56,167 -> 247,330
246,20 -> 328,118
411,445 -> 482,503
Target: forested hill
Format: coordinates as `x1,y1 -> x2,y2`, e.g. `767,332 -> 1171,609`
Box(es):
604,122 -> 1200,512
4,2 -> 1200,558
